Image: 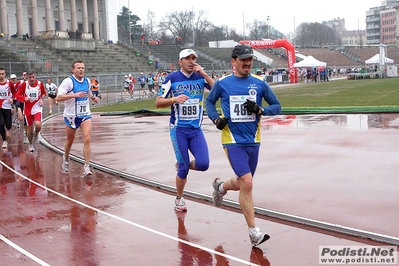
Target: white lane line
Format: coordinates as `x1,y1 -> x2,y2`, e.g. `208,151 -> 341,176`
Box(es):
0,160 -> 259,266
0,234 -> 51,266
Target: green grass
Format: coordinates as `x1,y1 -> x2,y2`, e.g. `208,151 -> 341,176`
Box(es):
275,78 -> 399,107
93,78 -> 399,114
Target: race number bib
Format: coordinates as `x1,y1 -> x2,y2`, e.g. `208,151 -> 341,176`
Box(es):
229,95 -> 256,122
179,98 -> 199,120
76,100 -> 89,117
29,90 -> 39,101
0,90 -> 7,99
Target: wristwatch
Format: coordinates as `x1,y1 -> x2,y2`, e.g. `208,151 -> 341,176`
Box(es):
259,107 -> 264,114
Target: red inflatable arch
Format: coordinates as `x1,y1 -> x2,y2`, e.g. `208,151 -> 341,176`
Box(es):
239,40 -> 298,83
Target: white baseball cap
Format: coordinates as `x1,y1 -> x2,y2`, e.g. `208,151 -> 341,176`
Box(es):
179,49 -> 198,60
10,74 -> 17,79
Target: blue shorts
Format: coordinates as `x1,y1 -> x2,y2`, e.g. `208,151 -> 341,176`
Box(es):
170,126 -> 209,179
225,146 -> 260,178
64,115 -> 92,129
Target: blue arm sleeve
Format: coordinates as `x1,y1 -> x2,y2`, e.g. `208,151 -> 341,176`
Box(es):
205,81 -> 221,122
262,83 -> 282,116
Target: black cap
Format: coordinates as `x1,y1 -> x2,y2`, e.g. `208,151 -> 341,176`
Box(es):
231,44 -> 256,59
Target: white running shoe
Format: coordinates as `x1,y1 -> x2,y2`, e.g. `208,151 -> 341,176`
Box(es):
174,196 -> 187,212
249,227 -> 270,247
28,144 -> 34,152
212,178 -> 226,206
62,155 -> 70,173
23,134 -> 29,144
2,140 -> 7,149
83,164 -> 92,176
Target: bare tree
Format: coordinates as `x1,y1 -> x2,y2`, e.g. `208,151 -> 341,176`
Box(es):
158,10 -> 195,45
247,19 -> 266,40
295,22 -> 340,47
145,11 -> 156,40
193,10 -> 214,46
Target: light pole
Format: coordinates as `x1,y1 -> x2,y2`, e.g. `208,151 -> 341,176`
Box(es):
128,0 -> 132,45
267,16 -> 270,39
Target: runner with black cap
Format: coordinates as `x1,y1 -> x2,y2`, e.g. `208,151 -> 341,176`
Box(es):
206,44 -> 282,247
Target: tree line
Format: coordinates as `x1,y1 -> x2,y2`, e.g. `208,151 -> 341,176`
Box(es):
117,7 -> 342,47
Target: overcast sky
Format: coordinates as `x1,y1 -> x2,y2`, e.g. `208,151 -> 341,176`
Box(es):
118,0 -> 383,35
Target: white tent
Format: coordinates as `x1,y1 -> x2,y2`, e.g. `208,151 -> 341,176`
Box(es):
365,54 -> 394,64
294,55 -> 327,67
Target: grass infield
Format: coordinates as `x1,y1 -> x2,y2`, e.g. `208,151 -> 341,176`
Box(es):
93,77 -> 399,115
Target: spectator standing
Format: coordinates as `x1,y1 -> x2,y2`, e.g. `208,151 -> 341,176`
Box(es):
45,78 -> 58,115
206,44 -> 281,247
155,48 -> 214,212
319,67 -> 325,82
140,33 -> 145,46
0,67 -> 16,149
56,60 -> 98,176
15,69 -> 46,152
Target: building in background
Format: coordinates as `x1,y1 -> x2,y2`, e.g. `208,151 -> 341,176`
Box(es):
365,0 -> 396,46
0,0 -> 119,43
341,30 -> 367,47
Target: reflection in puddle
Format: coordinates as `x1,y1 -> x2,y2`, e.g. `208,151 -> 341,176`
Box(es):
261,113 -> 399,130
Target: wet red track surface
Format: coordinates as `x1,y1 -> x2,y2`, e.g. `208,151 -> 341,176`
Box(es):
1,106 -> 399,265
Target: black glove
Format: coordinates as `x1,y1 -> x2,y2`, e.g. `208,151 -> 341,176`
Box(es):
214,117 -> 228,130
243,99 -> 260,114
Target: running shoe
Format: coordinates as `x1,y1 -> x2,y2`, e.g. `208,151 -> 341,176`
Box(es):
83,164 -> 92,176
62,155 -> 70,172
212,178 -> 226,206
28,144 -> 34,153
23,132 -> 29,144
174,196 -> 187,212
249,227 -> 270,247
49,111 -> 52,115
2,140 -> 7,149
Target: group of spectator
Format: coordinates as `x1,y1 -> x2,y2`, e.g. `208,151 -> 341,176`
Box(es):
297,67 -> 331,83
124,71 -> 168,98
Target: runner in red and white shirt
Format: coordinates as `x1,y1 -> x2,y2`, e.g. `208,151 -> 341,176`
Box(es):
15,71 -> 29,143
15,69 -> 46,152
0,67 -> 16,150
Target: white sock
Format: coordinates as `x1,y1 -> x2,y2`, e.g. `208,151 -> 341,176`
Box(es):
218,183 -> 225,194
